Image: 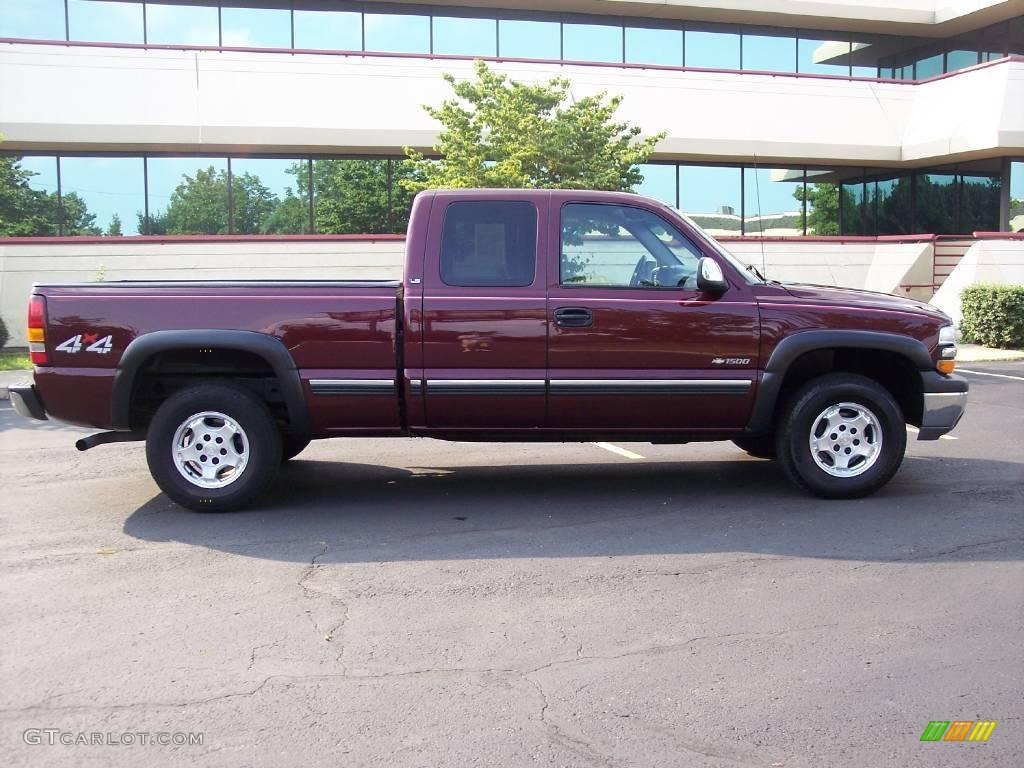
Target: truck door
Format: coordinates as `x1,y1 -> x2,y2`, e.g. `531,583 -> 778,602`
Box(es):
419,192 -> 548,431
546,198 -> 759,432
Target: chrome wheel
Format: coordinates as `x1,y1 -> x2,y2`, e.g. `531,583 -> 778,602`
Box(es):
171,411 -> 249,489
808,401 -> 882,478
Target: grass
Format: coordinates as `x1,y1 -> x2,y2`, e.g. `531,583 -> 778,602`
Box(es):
0,351 -> 31,371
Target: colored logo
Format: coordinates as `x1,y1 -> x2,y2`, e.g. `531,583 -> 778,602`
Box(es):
920,721 -> 997,742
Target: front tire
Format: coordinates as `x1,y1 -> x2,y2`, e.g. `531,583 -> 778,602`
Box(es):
776,373 -> 906,499
146,382 -> 281,512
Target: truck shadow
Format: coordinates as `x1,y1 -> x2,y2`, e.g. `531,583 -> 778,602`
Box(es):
122,454 -> 1024,565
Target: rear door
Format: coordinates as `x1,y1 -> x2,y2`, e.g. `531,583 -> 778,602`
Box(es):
546,197 -> 759,432
419,193 -> 549,431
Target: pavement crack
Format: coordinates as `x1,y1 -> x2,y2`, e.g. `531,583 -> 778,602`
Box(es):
295,541 -> 350,669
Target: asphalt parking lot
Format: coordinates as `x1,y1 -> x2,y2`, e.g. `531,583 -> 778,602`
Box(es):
1,363 -> 1021,768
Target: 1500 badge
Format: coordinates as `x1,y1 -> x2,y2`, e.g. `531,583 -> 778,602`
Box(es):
712,357 -> 751,365
55,334 -> 114,355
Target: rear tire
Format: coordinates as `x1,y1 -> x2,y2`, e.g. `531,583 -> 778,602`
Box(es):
775,373 -> 906,499
146,382 -> 281,512
732,435 -> 776,459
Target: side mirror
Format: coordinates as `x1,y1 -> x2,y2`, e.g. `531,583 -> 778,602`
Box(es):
696,257 -> 729,294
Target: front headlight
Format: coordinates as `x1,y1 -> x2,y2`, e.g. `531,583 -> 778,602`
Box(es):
937,325 -> 957,373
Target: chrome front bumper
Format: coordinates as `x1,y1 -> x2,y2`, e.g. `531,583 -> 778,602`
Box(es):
8,384 -> 47,422
917,372 -> 968,440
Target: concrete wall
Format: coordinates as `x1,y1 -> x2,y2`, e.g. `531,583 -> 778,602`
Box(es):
2,44 -> 1022,165
930,238 -> 1024,324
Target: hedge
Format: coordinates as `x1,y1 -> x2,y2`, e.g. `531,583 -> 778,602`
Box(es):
960,284 -> 1024,349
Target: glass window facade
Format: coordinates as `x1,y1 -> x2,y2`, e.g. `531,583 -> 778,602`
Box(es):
433,16 -> 496,57
2,2 -> 1017,80
743,168 -> 805,235
1011,162 -> 1024,233
563,22 -> 623,63
363,12 -> 430,54
678,165 -> 742,235
293,6 -> 361,51
0,154 -> 1015,238
685,29 -> 740,70
145,3 -> 219,47
743,31 -> 796,73
0,0 -> 65,40
497,19 -> 560,59
67,1 -> 144,45
60,156 -> 145,236
220,4 -> 291,49
625,26 -> 682,67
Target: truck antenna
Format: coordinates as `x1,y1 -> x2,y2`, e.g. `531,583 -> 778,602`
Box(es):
753,154 -> 767,280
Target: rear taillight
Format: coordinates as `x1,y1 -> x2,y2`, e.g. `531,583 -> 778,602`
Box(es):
27,295 -> 48,365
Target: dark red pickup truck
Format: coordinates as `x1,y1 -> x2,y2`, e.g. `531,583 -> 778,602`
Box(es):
11,189 -> 967,511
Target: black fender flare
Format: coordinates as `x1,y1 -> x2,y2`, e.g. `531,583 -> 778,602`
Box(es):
746,330 -> 932,434
111,329 -> 310,436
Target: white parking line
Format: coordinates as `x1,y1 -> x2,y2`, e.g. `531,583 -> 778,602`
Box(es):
959,368 -> 1024,382
592,442 -> 645,460
906,425 -> 958,441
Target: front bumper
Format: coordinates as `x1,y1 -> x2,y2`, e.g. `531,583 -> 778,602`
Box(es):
8,384 -> 47,422
917,371 -> 967,440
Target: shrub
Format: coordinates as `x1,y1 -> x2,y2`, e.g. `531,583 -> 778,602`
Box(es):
0,317 -> 9,349
960,284 -> 1024,349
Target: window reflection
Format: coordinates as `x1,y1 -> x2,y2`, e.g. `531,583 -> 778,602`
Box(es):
313,159 -> 392,234
563,22 -> 622,63
946,48 -> 979,71
498,19 -> 560,59
914,173 -> 958,234
146,157 -> 229,235
625,26 -> 682,66
874,176 -> 910,235
433,16 -> 496,57
145,3 -> 219,47
743,31 -> 795,73
841,181 -> 864,235
0,156 -> 61,236
0,0 -> 64,40
1011,162 -> 1024,232
67,1 -> 143,44
679,165 -> 741,235
229,158 -> 299,234
635,164 -> 676,207
803,175 -> 840,235
685,29 -> 740,70
915,51 -> 944,79
293,7 -> 361,51
798,36 -> 850,75
363,13 -> 430,54
959,174 -> 1000,233
221,4 -> 291,49
60,156 -> 144,236
743,168 -> 804,235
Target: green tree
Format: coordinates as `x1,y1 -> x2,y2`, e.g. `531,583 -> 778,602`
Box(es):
106,213 -> 122,236
60,192 -> 100,235
794,183 -> 840,235
404,60 -> 665,193
150,166 -> 279,235
0,156 -> 57,236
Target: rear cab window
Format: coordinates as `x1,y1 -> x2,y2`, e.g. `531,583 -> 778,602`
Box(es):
440,201 -> 538,287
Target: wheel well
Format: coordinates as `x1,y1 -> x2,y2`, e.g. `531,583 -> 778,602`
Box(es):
772,347 -> 923,429
127,348 -> 290,431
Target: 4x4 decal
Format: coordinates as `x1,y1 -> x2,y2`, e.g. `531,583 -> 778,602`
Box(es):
55,334 -> 114,355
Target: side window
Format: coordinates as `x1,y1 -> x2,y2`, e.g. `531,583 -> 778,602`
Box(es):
440,201 -> 537,287
560,203 -> 702,288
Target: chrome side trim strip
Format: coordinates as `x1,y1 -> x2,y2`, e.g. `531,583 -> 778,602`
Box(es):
309,379 -> 395,396
549,379 -> 752,396
427,379 -> 546,396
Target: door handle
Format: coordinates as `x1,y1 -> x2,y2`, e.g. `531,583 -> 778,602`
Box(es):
554,307 -> 593,328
